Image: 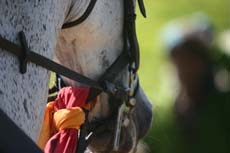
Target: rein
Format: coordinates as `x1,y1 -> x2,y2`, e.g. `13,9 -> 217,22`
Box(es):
0,0 -> 146,152
0,32 -> 129,100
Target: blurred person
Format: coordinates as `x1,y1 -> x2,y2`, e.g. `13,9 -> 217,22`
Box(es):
162,13 -> 230,153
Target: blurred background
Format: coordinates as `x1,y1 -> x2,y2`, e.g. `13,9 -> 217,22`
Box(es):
136,0 -> 229,153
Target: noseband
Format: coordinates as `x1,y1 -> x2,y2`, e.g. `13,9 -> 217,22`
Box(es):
0,0 -> 146,152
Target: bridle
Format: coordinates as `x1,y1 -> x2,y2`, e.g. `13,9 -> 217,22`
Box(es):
0,0 -> 146,152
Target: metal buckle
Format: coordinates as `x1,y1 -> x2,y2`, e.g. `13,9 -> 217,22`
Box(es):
102,80 -> 129,100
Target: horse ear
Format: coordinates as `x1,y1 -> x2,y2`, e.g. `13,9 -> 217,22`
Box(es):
137,0 -> 146,18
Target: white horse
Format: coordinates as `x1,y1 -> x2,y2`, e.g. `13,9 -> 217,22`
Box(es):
0,0 -> 152,152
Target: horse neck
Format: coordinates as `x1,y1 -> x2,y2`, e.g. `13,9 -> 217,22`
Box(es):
0,0 -> 70,142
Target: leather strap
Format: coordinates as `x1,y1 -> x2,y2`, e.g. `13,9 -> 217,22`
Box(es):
0,34 -> 129,101
87,51 -> 130,102
124,0 -> 140,72
62,0 -> 97,29
0,35 -> 103,89
138,0 -> 146,17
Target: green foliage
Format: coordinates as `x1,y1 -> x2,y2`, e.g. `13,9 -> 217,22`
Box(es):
136,0 -> 228,152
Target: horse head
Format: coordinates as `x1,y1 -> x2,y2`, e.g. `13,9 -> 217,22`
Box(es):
55,0 -> 152,152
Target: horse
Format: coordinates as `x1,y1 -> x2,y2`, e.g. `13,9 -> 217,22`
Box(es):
0,0 -> 152,152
